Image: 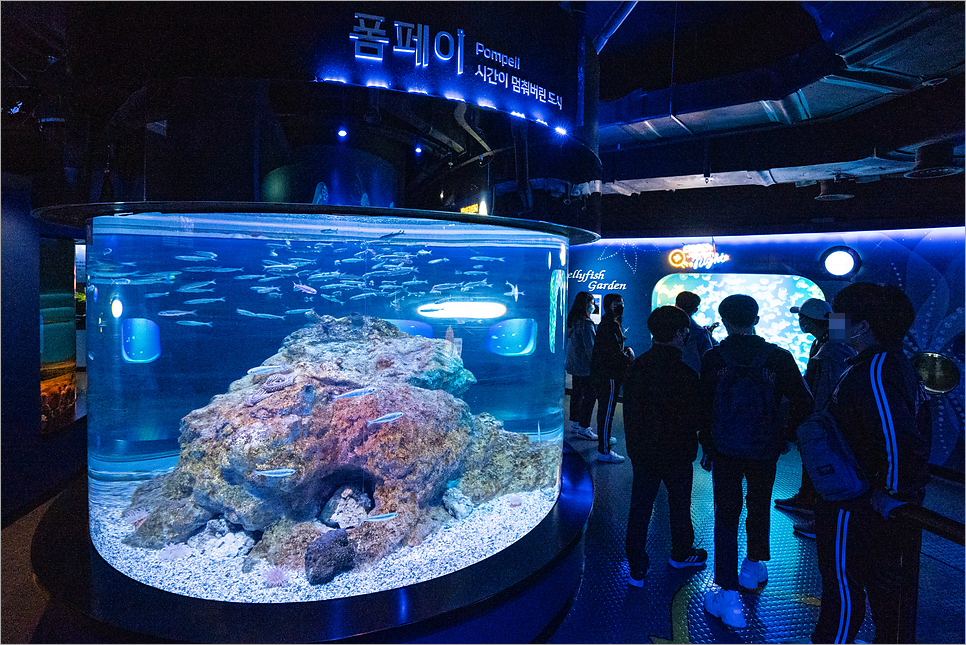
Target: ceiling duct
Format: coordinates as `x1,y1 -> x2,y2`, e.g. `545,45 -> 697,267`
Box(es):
904,141 -> 964,179
814,178 -> 854,201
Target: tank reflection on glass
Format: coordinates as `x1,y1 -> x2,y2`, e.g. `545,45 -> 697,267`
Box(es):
86,208 -> 576,602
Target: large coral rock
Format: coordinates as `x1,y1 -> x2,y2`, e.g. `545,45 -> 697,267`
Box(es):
123,315 -> 559,577
457,413 -> 561,503
304,528 -> 355,585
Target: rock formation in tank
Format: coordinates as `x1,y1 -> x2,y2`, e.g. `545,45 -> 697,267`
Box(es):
123,314 -> 560,584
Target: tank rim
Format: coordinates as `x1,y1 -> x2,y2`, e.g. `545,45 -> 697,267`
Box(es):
32,201 -> 599,245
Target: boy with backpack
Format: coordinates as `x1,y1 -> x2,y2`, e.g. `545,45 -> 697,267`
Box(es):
699,294 -> 813,628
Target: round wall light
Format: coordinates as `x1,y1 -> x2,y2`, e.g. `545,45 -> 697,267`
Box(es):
821,246 -> 861,277
111,296 -> 124,318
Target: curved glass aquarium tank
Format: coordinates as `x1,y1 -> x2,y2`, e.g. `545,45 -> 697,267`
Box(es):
79,203 -> 594,603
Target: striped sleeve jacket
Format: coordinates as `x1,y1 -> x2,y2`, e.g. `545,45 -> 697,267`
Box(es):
826,343 -> 931,504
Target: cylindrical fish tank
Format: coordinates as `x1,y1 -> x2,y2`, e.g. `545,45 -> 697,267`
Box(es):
73,202 -> 595,603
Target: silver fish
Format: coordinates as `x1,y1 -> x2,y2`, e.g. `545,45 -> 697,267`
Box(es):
210,267 -> 244,273
349,291 -> 385,300
367,412 -> 404,427
332,386 -> 376,400
293,282 -> 317,295
254,312 -> 286,319
247,364 -> 292,375
459,270 -> 489,276
158,310 -> 197,317
233,274 -> 265,280
335,257 -> 365,265
317,294 -> 344,305
144,292 -> 169,298
236,308 -> 259,317
378,230 -> 406,239
284,309 -> 313,315
251,286 -> 280,293
469,256 -> 506,262
253,468 -> 296,478
364,512 -> 398,522
177,280 -> 216,292
176,320 -> 213,327
192,251 -> 218,259
175,255 -> 212,262
182,297 -> 225,304
257,276 -> 283,282
427,257 -> 450,264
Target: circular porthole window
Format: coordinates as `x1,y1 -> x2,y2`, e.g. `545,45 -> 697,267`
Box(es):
821,246 -> 861,277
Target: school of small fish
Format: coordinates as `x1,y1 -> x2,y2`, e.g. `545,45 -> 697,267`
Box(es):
88,232 -> 528,331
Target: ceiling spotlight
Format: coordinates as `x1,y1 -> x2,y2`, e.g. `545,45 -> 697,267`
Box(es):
815,179 -> 854,201
415,142 -> 422,155
821,246 -> 861,277
904,141 -> 963,179
337,128 -> 348,138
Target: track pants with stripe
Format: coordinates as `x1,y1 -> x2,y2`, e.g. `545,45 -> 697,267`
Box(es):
813,500 -> 904,644
594,377 -> 620,455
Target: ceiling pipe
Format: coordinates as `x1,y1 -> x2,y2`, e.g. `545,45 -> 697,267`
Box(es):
593,1 -> 638,55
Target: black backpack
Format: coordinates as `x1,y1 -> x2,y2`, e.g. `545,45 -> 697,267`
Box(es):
712,344 -> 780,459
797,408 -> 869,501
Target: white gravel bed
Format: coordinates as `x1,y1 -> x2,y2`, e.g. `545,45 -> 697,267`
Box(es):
89,478 -> 558,603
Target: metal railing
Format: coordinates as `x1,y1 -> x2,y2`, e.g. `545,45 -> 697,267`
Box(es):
891,501 -> 965,643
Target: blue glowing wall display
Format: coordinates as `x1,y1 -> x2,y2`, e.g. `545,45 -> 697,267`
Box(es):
121,318 -> 162,364
654,273 -> 824,373
312,3 -> 579,129
569,227 -> 965,472
485,318 -> 537,357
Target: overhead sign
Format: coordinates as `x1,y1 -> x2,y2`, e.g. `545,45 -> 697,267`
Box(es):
313,3 -> 579,130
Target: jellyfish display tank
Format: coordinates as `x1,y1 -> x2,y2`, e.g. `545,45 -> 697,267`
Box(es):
84,204 -> 594,603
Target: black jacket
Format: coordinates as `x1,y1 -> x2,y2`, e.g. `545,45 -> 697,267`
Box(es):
590,315 -> 631,383
623,344 -> 706,465
700,334 -> 813,459
827,343 -> 931,504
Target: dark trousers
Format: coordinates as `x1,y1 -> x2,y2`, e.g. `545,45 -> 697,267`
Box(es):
711,453 -> 778,591
569,374 -> 596,428
625,458 -> 695,573
594,378 -> 620,454
812,500 -> 905,644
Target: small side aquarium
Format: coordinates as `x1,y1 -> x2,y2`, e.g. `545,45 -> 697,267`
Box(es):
80,203 -> 593,603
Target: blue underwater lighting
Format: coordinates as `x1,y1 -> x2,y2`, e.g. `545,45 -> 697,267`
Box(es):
121,318 -> 161,364
417,300 -> 507,319
485,318 -> 537,356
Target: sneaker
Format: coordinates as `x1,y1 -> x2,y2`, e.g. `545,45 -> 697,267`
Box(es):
596,450 -> 625,463
793,517 -> 816,539
574,426 -> 598,441
628,559 -> 650,587
705,588 -> 746,628
738,557 -> 768,590
669,547 -> 708,569
774,493 -> 815,515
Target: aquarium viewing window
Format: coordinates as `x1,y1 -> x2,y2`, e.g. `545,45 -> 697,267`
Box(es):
66,203 -> 595,604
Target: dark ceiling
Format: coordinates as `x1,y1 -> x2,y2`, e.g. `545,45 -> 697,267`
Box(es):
3,2 -> 964,237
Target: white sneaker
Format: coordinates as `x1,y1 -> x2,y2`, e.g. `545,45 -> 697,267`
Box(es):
574,426 -> 598,441
596,450 -> 625,463
738,557 -> 768,590
704,588 -> 746,628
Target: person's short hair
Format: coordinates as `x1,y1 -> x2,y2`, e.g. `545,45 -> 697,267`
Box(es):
602,292 -> 623,314
718,294 -> 759,328
833,282 -> 914,345
648,305 -> 690,343
675,291 -> 700,313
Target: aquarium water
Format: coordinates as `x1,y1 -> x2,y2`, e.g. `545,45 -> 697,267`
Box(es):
86,209 -> 577,602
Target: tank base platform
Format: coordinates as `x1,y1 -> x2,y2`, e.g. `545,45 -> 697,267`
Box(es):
31,449 -> 593,643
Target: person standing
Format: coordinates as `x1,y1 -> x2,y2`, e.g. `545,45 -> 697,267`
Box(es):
675,291 -> 714,374
811,283 -> 930,644
774,297 -> 856,539
565,292 -> 599,441
622,306 -> 708,586
590,293 -> 634,463
700,294 -> 813,628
